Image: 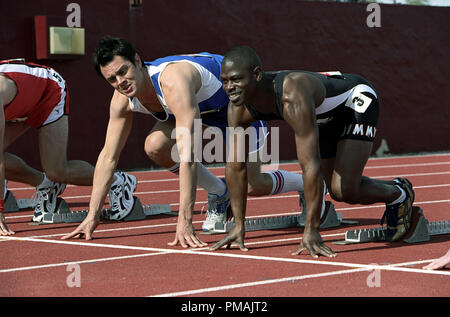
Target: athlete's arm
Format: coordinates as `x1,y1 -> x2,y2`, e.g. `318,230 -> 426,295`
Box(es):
90,91 -> 133,217
210,103 -> 254,251
0,76 -> 15,235
159,62 -> 207,248
282,73 -> 336,258
62,91 -> 132,240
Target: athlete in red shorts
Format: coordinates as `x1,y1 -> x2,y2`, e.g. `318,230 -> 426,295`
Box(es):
0,60 -> 136,234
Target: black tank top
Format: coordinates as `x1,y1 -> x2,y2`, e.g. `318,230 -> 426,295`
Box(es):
244,71 -> 375,121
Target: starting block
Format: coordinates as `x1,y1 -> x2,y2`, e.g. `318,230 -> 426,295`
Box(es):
4,191 -> 19,212
4,186 -> 175,223
36,197 -> 174,224
333,206 -> 450,245
3,190 -> 36,212
204,201 -> 356,234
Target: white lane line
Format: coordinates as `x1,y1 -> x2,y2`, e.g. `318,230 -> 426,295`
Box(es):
365,161 -> 450,169
151,267 -> 371,297
6,182 -> 449,215
9,180 -> 450,201
150,259 -> 436,297
98,170 -> 450,185
130,182 -> 450,197
0,252 -> 171,273
6,155 -> 450,191
1,236 -> 449,277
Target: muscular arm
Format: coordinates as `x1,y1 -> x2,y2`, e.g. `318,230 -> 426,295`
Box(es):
283,75 -> 324,230
160,62 -> 200,225
160,62 -> 207,248
210,103 -> 255,251
89,90 -> 133,219
226,104 -> 253,228
282,73 -> 336,258
61,90 -> 132,240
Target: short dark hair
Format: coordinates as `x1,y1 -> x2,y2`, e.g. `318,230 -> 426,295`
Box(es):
222,46 -> 262,72
93,36 -> 144,77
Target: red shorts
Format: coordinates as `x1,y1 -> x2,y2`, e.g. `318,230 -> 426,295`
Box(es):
0,61 -> 70,128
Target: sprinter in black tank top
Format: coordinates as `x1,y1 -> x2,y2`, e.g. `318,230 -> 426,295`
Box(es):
210,46 -> 415,258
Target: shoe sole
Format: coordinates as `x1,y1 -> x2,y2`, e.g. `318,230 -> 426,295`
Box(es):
32,215 -> 44,222
120,174 -> 137,220
202,186 -> 230,230
110,173 -> 137,221
202,217 -> 227,231
32,182 -> 67,222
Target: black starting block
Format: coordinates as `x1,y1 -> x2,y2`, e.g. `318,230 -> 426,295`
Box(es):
4,190 -> 19,212
3,190 -> 36,212
33,196 -> 175,224
203,201 -> 357,234
333,206 -> 450,245
4,188 -> 175,224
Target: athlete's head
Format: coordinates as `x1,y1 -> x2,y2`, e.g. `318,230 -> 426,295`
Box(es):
93,36 -> 146,97
223,46 -> 262,73
221,46 -> 263,106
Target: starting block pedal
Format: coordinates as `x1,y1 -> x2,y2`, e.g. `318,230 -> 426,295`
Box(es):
210,214 -> 301,234
205,201 -> 350,234
402,206 -> 430,243
37,196 -> 173,224
16,198 -> 36,210
333,206 -> 450,245
3,190 -> 19,212
41,198 -> 72,223
3,190 -> 37,212
143,204 -> 177,216
101,197 -> 146,222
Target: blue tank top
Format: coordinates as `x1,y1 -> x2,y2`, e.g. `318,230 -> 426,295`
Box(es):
129,53 -> 268,152
143,53 -> 230,129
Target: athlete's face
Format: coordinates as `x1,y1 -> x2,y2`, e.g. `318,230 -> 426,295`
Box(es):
100,55 -> 143,97
221,59 -> 257,106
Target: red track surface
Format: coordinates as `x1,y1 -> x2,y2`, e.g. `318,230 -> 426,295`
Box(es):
1,153 -> 449,298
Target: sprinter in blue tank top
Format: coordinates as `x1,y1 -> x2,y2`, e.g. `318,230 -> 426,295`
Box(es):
63,37 -> 317,248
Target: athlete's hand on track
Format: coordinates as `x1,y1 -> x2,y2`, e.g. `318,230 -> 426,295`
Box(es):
209,225 -> 248,252
292,227 -> 337,258
61,216 -> 99,240
423,249 -> 450,270
168,217 -> 207,248
0,213 -> 15,236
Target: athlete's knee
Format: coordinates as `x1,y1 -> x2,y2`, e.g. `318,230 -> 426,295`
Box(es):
247,172 -> 271,196
329,179 -> 360,204
144,134 -> 173,163
44,164 -> 68,183
247,182 -> 265,196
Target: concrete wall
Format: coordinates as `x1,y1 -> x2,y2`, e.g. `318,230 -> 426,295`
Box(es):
1,0 -> 449,170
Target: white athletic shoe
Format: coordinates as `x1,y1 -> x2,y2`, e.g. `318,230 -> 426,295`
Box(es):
32,180 -> 66,222
108,171 -> 137,220
202,181 -> 230,231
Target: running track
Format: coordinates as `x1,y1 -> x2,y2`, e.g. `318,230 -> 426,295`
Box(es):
1,153 -> 449,299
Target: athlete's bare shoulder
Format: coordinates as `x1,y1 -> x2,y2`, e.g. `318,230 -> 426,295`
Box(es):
159,61 -> 201,93
283,71 -> 317,89
282,71 -> 325,106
